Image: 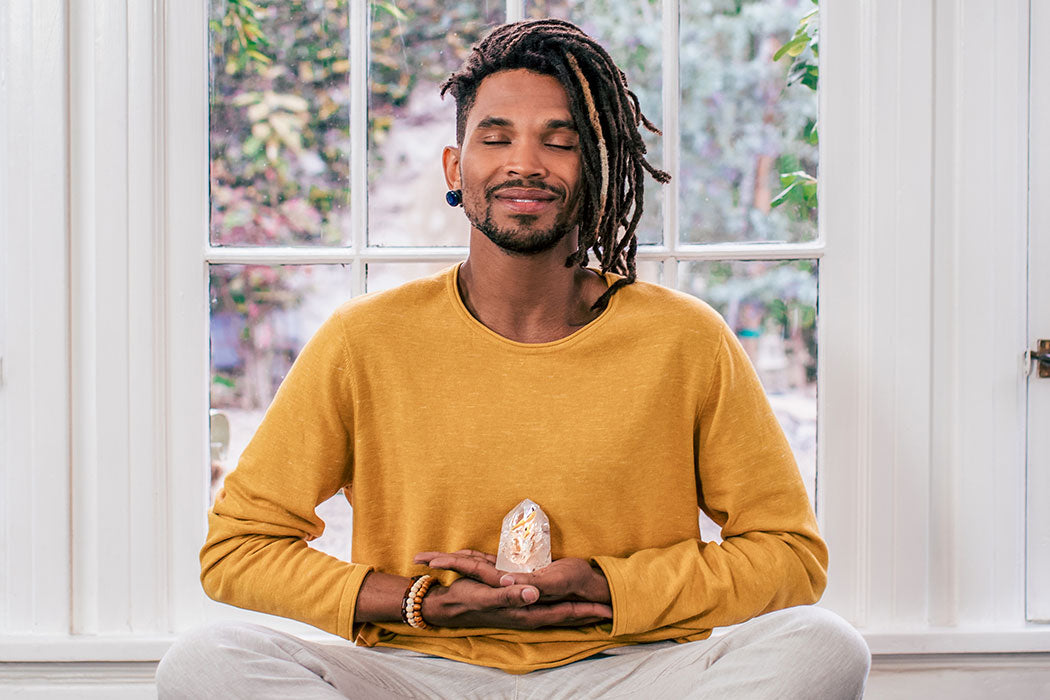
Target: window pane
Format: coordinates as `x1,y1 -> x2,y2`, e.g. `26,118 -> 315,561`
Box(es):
526,0 -> 664,245
209,264 -> 353,560
634,259 -> 662,285
364,261 -> 456,293
209,1 -> 352,247
679,1 -> 818,244
368,1 -> 504,247
678,259 -> 818,509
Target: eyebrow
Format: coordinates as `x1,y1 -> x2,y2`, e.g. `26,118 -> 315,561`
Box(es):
476,116 -> 512,129
545,119 -> 577,132
475,116 -> 577,132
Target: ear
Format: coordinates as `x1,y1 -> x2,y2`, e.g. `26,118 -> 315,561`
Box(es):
442,145 -> 461,190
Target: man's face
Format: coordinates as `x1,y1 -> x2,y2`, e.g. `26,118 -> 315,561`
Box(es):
444,69 -> 582,255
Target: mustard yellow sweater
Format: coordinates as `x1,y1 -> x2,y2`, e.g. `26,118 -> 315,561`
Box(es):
201,264 -> 827,674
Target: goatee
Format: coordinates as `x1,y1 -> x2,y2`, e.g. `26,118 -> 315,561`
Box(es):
464,181 -> 576,256
471,211 -> 572,255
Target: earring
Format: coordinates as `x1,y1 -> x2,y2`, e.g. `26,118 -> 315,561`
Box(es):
445,189 -> 463,207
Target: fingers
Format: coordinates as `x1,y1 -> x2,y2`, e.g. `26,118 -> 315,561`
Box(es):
446,577 -> 540,609
453,549 -> 497,563
416,549 -> 495,563
555,600 -> 612,621
415,551 -> 503,587
411,553 -> 611,627
497,558 -> 609,603
421,577 -> 613,629
499,572 -> 530,587
492,583 -> 539,607
498,568 -> 571,598
498,601 -> 613,628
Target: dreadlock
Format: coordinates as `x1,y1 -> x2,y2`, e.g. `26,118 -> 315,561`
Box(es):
440,18 -> 671,310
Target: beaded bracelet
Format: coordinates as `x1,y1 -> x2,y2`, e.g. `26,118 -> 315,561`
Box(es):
401,574 -> 436,630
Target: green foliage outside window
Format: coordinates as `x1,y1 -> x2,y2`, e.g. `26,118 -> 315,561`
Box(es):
771,0 -> 818,223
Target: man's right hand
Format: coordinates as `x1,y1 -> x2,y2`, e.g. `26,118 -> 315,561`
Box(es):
421,575 -> 612,629
353,568 -> 612,629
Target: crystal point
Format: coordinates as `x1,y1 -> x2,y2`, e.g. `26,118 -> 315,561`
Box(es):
495,499 -> 551,573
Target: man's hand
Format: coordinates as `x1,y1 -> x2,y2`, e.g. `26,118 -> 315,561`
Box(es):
496,557 -> 612,605
413,549 -> 613,628
420,575 -> 611,629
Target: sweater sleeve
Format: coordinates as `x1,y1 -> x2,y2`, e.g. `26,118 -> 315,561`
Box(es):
199,310 -> 373,639
591,326 -> 828,638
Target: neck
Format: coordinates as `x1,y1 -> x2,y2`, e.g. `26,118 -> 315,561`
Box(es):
458,229 -> 608,343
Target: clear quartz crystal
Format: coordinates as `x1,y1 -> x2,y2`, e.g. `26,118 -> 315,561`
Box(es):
496,499 -> 551,573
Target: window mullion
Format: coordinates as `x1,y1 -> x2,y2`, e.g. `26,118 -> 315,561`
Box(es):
349,0 -> 368,296
669,242 -> 825,260
506,0 -> 524,23
203,242 -> 825,266
661,0 -> 680,289
204,246 -> 468,264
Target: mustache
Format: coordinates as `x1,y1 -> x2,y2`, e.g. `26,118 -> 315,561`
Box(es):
484,180 -> 565,200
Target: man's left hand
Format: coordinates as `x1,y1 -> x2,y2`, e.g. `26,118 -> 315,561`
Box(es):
414,550 -> 612,605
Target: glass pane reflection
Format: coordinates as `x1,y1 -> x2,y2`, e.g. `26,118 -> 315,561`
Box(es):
368,1 -> 504,246
678,1 -> 818,244
209,0 -> 352,246
365,261 -> 456,293
209,264 -> 353,560
633,260 -> 662,285
679,259 -> 818,509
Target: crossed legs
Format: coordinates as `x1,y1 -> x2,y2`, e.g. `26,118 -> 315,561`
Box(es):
156,605 -> 870,699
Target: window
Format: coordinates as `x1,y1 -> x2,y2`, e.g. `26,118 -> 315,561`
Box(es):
205,0 -> 821,560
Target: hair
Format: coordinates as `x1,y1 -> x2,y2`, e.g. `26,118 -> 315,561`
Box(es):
440,18 -> 671,310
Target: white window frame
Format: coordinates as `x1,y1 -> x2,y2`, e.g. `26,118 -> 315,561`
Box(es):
177,0 -> 826,630
2,0 -> 1049,667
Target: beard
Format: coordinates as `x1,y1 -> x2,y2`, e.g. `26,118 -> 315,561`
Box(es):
463,181 -> 577,255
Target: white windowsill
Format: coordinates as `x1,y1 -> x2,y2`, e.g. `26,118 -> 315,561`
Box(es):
863,628 -> 1050,655
3,629 -> 1050,663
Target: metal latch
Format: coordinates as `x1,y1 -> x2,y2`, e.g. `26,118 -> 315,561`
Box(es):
1030,340 -> 1050,378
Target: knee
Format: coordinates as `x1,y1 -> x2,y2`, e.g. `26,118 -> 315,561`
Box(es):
779,606 -> 871,690
155,621 -> 270,698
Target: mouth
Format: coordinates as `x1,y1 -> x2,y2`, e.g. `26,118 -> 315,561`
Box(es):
491,187 -> 560,215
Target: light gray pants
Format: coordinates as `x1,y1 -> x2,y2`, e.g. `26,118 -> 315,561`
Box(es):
155,605 -> 870,699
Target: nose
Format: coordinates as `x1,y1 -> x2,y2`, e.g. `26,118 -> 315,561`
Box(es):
503,140 -> 548,179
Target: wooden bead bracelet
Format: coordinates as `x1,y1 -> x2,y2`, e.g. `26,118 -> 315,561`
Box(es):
401,574 -> 436,629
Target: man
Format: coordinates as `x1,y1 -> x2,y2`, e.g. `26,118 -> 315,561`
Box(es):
157,18 -> 870,698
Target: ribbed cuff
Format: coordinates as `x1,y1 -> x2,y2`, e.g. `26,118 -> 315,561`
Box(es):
337,564 -> 374,640
590,555 -> 633,637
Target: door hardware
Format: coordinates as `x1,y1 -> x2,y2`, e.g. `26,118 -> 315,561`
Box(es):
1030,340 -> 1050,378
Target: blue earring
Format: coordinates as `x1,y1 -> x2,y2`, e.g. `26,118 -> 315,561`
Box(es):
445,189 -> 463,207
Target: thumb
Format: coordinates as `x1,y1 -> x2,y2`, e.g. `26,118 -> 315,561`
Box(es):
494,584 -> 539,608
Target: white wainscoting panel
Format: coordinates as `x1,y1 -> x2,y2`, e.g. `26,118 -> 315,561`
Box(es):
0,0 -> 72,638
929,0 -> 1029,627
819,0 -> 937,628
69,0 -> 168,635
818,0 -> 873,627
163,0 -> 217,633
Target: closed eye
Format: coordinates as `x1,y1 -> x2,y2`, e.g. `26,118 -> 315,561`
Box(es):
546,144 -> 576,150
